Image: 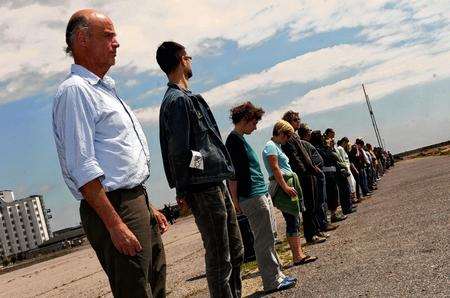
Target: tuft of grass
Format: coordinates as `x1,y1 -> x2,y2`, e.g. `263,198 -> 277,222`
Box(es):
241,260 -> 258,276
241,239 -> 295,276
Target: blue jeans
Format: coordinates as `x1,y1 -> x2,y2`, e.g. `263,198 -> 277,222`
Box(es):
336,173 -> 353,213
360,168 -> 370,195
187,184 -> 244,298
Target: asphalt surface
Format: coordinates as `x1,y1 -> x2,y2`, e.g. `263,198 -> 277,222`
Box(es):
0,156 -> 448,297
259,156 -> 449,298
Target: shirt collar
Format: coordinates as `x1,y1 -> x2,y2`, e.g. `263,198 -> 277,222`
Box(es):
71,64 -> 116,90
167,82 -> 192,94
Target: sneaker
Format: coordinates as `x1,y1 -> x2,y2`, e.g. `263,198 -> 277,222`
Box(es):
323,223 -> 339,231
306,235 -> 327,244
331,214 -> 347,223
283,276 -> 297,283
265,276 -> 297,294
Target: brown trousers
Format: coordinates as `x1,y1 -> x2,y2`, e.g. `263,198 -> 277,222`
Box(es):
80,185 -> 166,298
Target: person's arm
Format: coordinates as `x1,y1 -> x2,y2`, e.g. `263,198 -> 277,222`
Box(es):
80,179 -> 142,255
149,205 -> 169,234
165,96 -> 193,209
54,86 -> 141,256
281,139 -> 307,175
225,134 -> 249,213
227,180 -> 241,213
350,162 -> 359,175
267,155 -> 297,197
334,148 -> 347,170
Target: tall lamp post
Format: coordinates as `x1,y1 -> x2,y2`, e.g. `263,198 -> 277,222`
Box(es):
362,83 -> 384,149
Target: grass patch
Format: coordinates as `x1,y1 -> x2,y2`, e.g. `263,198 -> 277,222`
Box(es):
241,240 -> 294,277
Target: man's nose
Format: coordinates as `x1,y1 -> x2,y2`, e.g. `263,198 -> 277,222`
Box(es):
113,38 -> 120,48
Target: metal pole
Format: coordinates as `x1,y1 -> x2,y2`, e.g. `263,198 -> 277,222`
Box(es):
362,84 -> 384,149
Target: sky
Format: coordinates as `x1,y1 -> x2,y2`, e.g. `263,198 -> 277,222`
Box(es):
0,0 -> 449,230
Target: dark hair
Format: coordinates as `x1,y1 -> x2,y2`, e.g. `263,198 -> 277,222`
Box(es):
310,130 -> 323,147
350,144 -> 358,156
355,138 -> 365,146
230,101 -> 265,124
337,137 -> 349,146
282,110 -> 299,124
297,123 -> 310,138
65,15 -> 90,56
156,41 -> 186,75
324,128 -> 335,136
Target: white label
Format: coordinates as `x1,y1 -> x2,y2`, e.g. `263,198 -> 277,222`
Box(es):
189,151 -> 204,170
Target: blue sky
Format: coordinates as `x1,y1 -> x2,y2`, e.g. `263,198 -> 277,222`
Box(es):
0,1 -> 449,230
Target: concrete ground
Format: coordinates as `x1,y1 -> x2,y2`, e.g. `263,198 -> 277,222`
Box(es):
264,156 -> 449,298
0,156 -> 448,297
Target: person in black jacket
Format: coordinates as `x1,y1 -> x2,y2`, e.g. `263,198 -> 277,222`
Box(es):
310,131 -> 347,223
281,111 -> 328,244
298,124 -> 338,232
157,41 -> 243,298
225,102 -> 297,293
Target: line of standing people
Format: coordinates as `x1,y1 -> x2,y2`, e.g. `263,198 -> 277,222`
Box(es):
53,9 -> 394,298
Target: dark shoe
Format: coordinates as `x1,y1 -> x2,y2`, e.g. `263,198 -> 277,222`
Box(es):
331,214 -> 347,223
323,223 -> 339,231
317,231 -> 330,238
306,235 -> 327,244
293,255 -> 318,266
265,276 -> 297,293
343,207 -> 357,215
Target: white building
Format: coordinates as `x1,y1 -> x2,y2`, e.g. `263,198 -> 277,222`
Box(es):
0,191 -> 52,260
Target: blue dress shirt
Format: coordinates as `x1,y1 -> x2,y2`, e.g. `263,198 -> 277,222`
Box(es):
52,64 -> 150,200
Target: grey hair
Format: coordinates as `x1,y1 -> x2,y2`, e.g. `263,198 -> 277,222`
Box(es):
65,15 -> 90,57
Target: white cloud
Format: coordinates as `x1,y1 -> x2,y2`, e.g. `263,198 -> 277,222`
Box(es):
258,46 -> 450,130
125,79 -> 139,87
0,0 -> 448,110
190,0 -> 450,129
0,0 -> 305,103
134,105 -> 160,124
202,44 -> 393,107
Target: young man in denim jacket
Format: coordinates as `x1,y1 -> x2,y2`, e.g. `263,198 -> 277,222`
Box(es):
157,41 -> 244,298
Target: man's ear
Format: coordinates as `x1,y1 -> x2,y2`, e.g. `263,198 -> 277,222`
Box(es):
180,56 -> 189,68
76,29 -> 89,48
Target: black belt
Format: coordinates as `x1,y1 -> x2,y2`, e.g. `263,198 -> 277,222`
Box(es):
106,184 -> 146,196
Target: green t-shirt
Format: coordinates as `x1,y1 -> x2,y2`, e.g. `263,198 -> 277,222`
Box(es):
238,135 -> 268,201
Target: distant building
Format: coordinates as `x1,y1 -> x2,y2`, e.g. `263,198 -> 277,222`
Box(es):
0,190 -> 52,260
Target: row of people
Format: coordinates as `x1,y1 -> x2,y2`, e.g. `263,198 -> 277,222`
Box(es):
54,9 -> 393,297
157,36 -> 394,296
224,102 -> 394,294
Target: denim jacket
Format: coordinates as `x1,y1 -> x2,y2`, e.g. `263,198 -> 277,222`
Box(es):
159,83 -> 234,197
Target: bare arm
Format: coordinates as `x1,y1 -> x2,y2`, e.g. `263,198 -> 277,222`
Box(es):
267,155 -> 297,197
80,178 -> 142,256
227,180 -> 241,213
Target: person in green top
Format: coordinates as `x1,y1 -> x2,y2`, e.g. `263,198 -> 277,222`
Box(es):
262,120 -> 318,267
226,102 -> 297,293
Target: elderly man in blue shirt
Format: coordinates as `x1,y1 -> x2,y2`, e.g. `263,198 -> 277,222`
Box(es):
52,9 -> 167,297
